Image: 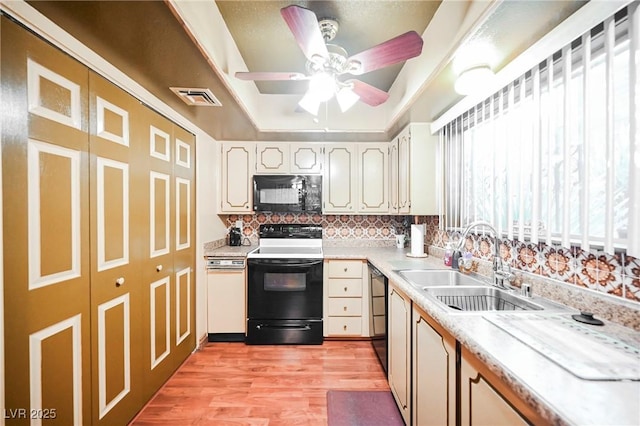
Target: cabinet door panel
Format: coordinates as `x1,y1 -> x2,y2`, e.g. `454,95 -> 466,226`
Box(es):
2,18 -> 92,424
358,144 -> 389,213
256,143 -> 289,173
290,143 -> 322,174
220,143 -> 254,212
323,144 -> 356,213
413,307 -> 456,426
388,284 -> 410,424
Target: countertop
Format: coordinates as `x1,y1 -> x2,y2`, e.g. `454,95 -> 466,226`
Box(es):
205,244 -> 640,425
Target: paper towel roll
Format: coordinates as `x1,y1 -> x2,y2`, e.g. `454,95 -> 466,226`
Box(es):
410,224 -> 425,256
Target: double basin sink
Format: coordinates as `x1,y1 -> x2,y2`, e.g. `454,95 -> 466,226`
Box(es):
395,269 -> 568,314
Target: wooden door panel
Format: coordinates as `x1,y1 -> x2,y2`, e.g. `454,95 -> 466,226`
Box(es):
2,18 -> 91,424
89,71 -> 143,425
150,277 -> 171,369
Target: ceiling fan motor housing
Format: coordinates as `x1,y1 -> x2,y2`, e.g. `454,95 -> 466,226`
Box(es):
318,18 -> 339,42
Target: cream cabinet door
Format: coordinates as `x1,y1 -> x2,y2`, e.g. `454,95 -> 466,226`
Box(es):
290,143 -> 323,174
358,143 -> 389,213
256,143 -> 289,174
413,305 -> 456,426
323,143 -> 357,213
2,19 -> 93,425
460,347 -> 530,426
397,129 -> 411,215
220,142 -> 254,213
388,282 -> 411,425
389,139 -> 399,214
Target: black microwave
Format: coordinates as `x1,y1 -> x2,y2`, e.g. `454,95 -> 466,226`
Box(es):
253,175 -> 322,213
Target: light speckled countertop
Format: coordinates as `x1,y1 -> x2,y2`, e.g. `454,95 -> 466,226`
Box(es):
206,244 -> 640,425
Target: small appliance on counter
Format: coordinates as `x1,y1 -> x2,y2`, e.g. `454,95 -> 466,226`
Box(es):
228,227 -> 242,246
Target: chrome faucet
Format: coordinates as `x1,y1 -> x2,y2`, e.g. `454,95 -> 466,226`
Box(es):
454,220 -> 514,289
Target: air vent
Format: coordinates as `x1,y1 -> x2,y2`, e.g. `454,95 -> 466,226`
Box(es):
170,87 -> 222,107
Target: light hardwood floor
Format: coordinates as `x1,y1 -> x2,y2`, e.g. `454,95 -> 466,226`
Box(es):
130,340 -> 389,425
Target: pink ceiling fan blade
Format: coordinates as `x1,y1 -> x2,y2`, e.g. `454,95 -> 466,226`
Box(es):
235,71 -> 307,81
280,5 -> 329,62
346,31 -> 423,75
348,79 -> 389,106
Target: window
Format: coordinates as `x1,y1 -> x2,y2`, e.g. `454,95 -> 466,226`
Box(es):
440,4 -> 639,257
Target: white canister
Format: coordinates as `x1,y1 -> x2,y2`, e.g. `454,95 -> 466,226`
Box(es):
395,234 -> 406,248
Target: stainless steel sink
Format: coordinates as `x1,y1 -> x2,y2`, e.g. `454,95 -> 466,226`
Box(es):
422,286 -> 544,312
395,269 -> 485,287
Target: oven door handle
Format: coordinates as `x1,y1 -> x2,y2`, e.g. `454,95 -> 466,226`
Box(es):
255,323 -> 312,331
248,259 -> 323,268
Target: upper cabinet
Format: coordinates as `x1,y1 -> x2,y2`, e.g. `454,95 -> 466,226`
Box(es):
220,142 -> 254,213
255,142 -> 323,174
323,143 -> 357,213
389,123 -> 438,215
358,143 -> 389,214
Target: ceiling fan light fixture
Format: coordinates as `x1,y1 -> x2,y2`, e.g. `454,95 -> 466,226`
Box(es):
308,72 -> 336,102
454,65 -> 495,95
336,87 -> 360,112
298,91 -> 322,116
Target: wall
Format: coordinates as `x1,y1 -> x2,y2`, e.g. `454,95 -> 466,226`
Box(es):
222,213 -> 410,246
422,216 -> 640,305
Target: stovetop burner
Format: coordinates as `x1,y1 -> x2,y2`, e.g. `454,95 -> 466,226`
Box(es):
248,224 -> 323,259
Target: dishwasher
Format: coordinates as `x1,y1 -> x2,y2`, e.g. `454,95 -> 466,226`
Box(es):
206,257 -> 247,342
368,261 -> 388,373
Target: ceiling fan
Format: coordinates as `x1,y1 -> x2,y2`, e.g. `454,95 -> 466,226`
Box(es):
235,5 -> 424,115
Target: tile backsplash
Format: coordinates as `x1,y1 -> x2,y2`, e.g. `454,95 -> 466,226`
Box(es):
222,213 -> 639,305
422,216 -> 640,304
224,213 -> 409,247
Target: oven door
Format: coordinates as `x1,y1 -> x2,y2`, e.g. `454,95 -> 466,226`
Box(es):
247,258 -> 323,320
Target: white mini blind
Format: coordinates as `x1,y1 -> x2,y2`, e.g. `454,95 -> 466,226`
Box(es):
440,3 -> 640,258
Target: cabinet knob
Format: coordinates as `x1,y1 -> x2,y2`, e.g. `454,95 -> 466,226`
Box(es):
344,287 -> 348,292
343,267 -> 348,272
343,325 -> 347,331
115,277 -> 125,286
343,306 -> 347,312
156,265 -> 163,272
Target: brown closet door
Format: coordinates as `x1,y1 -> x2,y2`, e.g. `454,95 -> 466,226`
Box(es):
139,106 -> 177,399
172,125 -> 196,363
2,17 -> 91,425
88,71 -> 144,425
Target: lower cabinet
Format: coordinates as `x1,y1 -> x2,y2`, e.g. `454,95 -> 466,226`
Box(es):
460,347 -> 537,426
324,259 -> 369,337
388,281 -> 411,424
412,305 -> 456,426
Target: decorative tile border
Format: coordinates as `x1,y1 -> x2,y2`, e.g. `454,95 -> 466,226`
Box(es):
423,216 -> 640,305
224,213 -> 410,246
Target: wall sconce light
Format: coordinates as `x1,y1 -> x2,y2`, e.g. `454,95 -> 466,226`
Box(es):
454,65 -> 495,96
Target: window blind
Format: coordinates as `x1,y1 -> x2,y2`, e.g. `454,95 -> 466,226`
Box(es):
440,3 -> 640,258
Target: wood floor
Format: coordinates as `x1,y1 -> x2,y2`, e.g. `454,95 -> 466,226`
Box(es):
130,340 -> 390,425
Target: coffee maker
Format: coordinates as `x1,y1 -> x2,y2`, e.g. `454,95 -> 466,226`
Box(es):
228,227 -> 242,246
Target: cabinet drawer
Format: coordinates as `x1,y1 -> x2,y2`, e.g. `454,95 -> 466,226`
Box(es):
328,298 -> 362,316
328,260 -> 363,278
328,279 -> 362,297
327,317 -> 362,336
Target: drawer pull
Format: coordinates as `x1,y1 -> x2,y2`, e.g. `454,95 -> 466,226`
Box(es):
343,325 -> 347,331
344,287 -> 348,292
343,306 -> 347,311
344,267 -> 348,272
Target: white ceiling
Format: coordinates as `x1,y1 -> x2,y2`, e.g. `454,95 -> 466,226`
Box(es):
169,0 -> 588,136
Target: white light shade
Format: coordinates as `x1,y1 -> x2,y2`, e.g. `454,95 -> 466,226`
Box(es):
336,87 -> 360,112
454,65 -> 495,95
298,91 -> 321,115
308,73 -> 336,102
